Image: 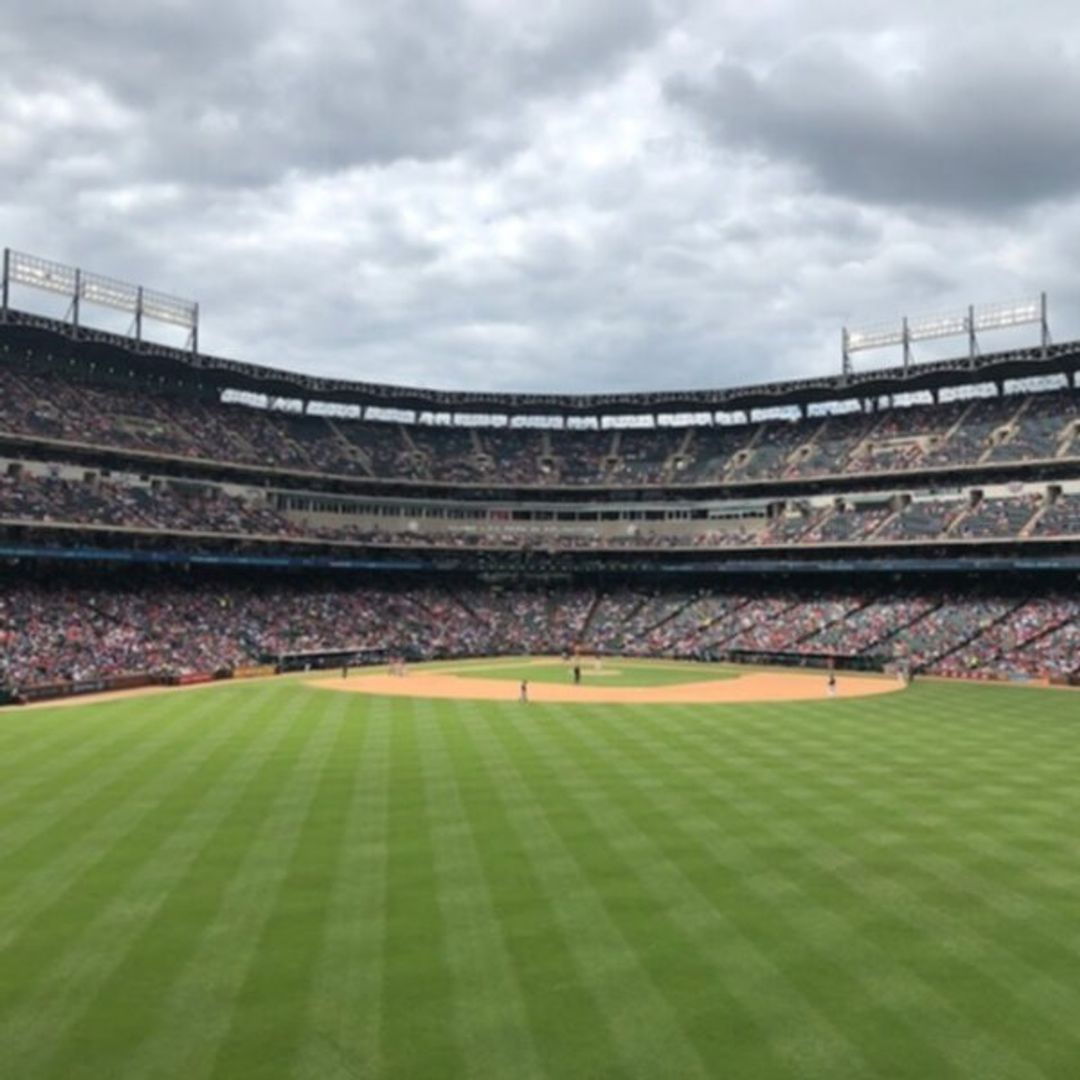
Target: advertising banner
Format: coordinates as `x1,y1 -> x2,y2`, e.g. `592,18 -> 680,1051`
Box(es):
232,665 -> 277,680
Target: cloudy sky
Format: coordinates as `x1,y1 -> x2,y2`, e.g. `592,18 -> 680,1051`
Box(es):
2,0 -> 1078,393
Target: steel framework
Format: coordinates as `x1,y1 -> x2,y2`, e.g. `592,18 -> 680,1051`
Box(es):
843,295 -> 1049,376
1,248 -> 199,354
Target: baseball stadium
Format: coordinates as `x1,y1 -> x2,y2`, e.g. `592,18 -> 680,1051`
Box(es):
1,252 -> 1079,1079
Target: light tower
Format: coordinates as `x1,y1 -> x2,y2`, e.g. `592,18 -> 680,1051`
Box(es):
842,296 -> 1049,377
1,248 -> 200,355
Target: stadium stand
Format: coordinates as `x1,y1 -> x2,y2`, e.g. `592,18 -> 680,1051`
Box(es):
1032,493 -> 1080,537
3,576 -> 1077,692
954,494 -> 1042,538
2,307 -> 1079,703
788,412 -> 873,477
987,388 -> 1080,463
798,596 -> 939,656
4,362 -> 1079,488
6,469 -> 1077,551
803,502 -> 893,543
876,498 -> 968,541
933,597 -> 1076,678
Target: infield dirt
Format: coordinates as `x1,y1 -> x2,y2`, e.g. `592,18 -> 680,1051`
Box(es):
312,666 -> 904,705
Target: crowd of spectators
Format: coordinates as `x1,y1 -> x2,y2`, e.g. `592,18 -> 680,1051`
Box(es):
1003,618 -> 1080,679
799,597 -> 937,656
4,578 -> 1077,691
934,598 -> 1076,678
723,595 -> 864,652
699,597 -> 802,651
954,495 -> 1041,539
633,594 -> 748,655
585,590 -> 696,653
888,596 -> 1020,670
803,504 -> 893,543
0,581 -> 470,687
3,366 -> 1079,488
0,472 -> 289,536
5,469 -> 1074,551
846,401 -> 966,475
922,397 -> 1019,469
876,498 -> 967,541
787,412 -> 873,478
759,507 -> 824,543
1032,494 -> 1080,537
988,390 -> 1080,463
726,421 -> 810,481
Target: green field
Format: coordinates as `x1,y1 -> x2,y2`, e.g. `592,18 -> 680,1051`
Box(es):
2,668 -> 1079,1079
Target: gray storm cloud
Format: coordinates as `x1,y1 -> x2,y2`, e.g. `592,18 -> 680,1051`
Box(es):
1,1 -> 1077,392
667,39 -> 1080,212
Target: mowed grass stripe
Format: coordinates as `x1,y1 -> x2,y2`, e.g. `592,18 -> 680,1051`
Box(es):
96,690 -> 349,1080
656,696 -> 1080,1063
606,699 -> 1069,1078
0,689 -> 251,873
297,700 -> 393,1080
198,692 -> 358,1080
441,708 -> 631,1079
508,703 -> 880,1080
466,705 -> 711,1080
411,699 -> 545,1080
798,715 -> 1080,946
749,743 -> 1080,1069
0,697 -> 165,758
0,684 -> 298,1079
0,691 -> 186,814
377,701 -> 469,1079
0,685 -> 276,954
544,702 -> 995,1080
940,807 -> 1080,910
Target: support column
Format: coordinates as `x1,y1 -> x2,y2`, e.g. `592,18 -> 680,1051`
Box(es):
72,268 -> 81,336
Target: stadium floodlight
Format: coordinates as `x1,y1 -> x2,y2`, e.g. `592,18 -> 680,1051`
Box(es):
141,287 -> 198,330
843,294 -> 1048,375
906,310 -> 969,343
844,321 -> 902,353
7,250 -> 78,299
80,271 -> 139,314
2,247 -> 199,353
973,298 -> 1043,334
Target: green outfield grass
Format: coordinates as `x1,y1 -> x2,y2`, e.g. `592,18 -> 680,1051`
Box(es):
431,656 -> 740,686
1,669 -> 1079,1079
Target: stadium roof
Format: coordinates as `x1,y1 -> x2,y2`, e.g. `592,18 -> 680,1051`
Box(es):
2,307 -> 1078,419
